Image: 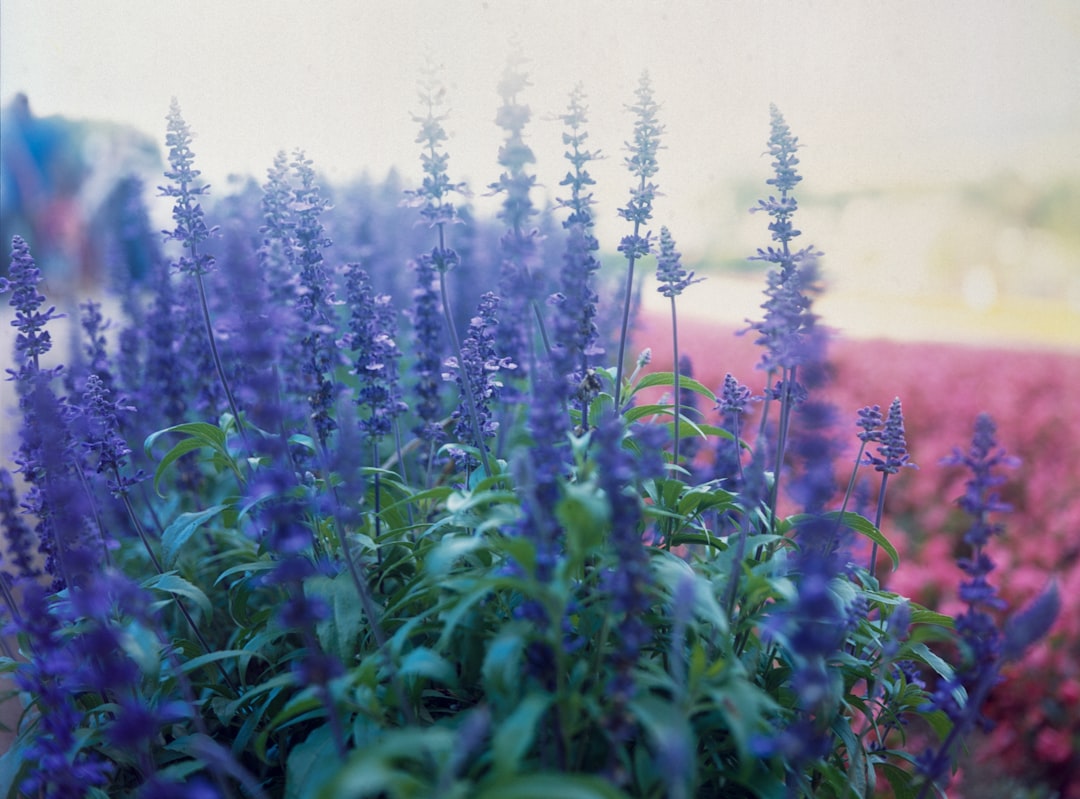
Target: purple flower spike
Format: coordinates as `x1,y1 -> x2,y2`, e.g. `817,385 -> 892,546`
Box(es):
867,398 -> 915,475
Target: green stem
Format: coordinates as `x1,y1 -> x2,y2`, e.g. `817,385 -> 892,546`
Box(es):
192,258 -> 248,448
613,175 -> 647,412
670,294 -> 681,466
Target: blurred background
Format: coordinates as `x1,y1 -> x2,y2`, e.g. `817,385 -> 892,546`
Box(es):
2,0 -> 1078,349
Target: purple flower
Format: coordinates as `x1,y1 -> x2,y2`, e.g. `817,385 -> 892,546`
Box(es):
78,373 -> 143,497
551,85 -> 603,390
1,467 -> 39,584
743,106 -> 825,378
291,150 -> 341,448
343,264 -> 407,447
159,99 -> 216,276
2,235 -> 63,386
489,55 -> 543,386
856,404 -> 884,443
408,256 -> 447,445
915,414 -> 1047,796
866,397 -> 915,475
442,292 -> 515,467
613,72 -> 664,410
655,226 -> 703,298
593,414 -> 666,741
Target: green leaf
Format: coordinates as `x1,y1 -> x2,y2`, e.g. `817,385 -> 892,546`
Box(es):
628,371 -> 716,402
161,503 -> 232,568
492,693 -> 552,776
880,762 -> 921,799
557,481 -> 609,567
787,511 -> 900,570
399,647 -> 456,687
475,773 -> 631,799
426,535 -> 487,577
144,572 -> 213,618
909,642 -> 956,682
179,648 -> 267,676
145,422 -> 241,496
286,726 -> 340,799
310,572 -> 367,662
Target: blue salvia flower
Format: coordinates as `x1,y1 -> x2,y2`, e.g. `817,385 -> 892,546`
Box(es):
511,367 -> 572,687
866,397 -> 913,475
79,373 -> 143,497
159,99 -> 216,277
613,72 -> 664,410
864,398 -> 916,572
915,414 -> 1029,793
489,54 -> 545,387
1,238 -> 78,587
343,263 -> 407,450
256,151 -> 305,423
409,255 -> 447,449
593,414 -> 666,746
1,467 -> 39,585
65,299 -> 116,402
654,226 -> 703,464
655,226 -> 703,298
856,404 -> 884,443
2,235 -> 64,387
713,373 -> 752,487
757,396 -> 852,777
744,106 -> 825,381
291,150 -> 341,449
551,85 -> 603,394
442,292 -> 515,470
14,583 -> 114,797
405,70 -> 494,478
159,100 -> 247,436
80,300 -> 113,388
30,378 -> 105,590
260,150 -> 298,299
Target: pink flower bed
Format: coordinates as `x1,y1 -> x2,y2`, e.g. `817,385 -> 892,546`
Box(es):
637,312 -> 1080,795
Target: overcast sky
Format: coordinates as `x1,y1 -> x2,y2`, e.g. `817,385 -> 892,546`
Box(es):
2,0 -> 1079,256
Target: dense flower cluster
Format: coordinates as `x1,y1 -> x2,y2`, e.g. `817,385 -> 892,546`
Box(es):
0,80 -> 1062,799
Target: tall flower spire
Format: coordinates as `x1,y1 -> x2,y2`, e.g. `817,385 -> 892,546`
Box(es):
613,72 -> 664,411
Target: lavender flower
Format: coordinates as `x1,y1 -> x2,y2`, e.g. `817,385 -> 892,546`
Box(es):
613,72 -> 664,411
